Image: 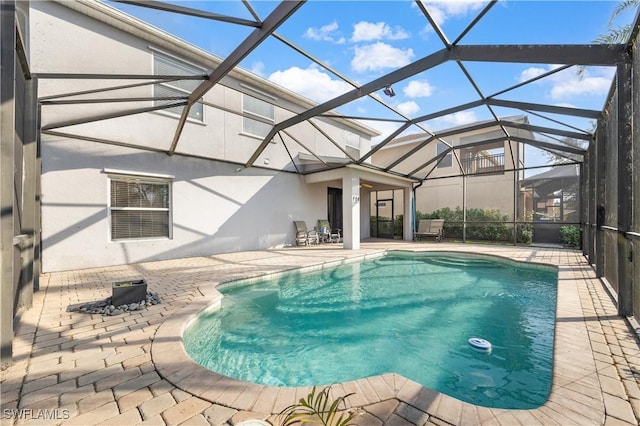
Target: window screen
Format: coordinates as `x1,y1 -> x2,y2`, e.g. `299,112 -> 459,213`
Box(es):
110,178 -> 171,240
153,53 -> 204,121
242,94 -> 274,138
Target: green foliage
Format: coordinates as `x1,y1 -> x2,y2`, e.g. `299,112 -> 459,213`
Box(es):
560,225 -> 581,248
278,386 -> 356,426
369,215 -> 404,239
609,0 -> 640,26
394,214 -> 403,238
579,0 -> 639,76
593,24 -> 633,43
516,223 -> 533,245
416,207 -> 515,242
592,0 -> 639,43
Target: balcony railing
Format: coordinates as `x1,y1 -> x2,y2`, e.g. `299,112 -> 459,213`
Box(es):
461,152 -> 504,175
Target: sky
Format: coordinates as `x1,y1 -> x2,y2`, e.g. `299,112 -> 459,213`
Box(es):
108,0 -> 637,168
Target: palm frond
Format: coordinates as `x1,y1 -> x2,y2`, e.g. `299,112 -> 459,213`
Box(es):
608,0 -> 640,27
277,386 -> 356,426
594,24 -> 633,44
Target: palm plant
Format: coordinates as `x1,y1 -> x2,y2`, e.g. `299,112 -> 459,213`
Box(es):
578,1 -> 639,77
595,0 -> 639,44
278,386 -> 356,426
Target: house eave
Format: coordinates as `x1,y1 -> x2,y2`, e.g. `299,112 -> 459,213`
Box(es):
56,0 -> 379,137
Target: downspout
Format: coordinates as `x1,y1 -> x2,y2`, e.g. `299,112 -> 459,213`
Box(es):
412,181 -> 424,235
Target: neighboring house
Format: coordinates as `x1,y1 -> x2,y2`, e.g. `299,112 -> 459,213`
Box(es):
519,164 -> 580,243
31,0 -> 418,272
372,116 -> 531,220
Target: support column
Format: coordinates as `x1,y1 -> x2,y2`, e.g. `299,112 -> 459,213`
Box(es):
403,187 -> 413,241
342,173 -> 360,250
18,77 -> 38,309
595,120 -> 606,277
617,61 -> 633,316
462,175 -> 467,242
1,0 -> 16,367
513,168 -> 518,245
587,146 -> 596,263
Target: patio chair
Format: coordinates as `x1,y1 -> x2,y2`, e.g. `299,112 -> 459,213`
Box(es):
317,219 -> 341,243
293,221 -> 318,246
414,219 -> 445,242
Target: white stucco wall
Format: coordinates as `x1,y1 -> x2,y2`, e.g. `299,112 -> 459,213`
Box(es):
40,136 -> 329,272
373,125 -> 528,219
31,1 -> 387,272
30,1 -> 377,170
416,175 -> 516,219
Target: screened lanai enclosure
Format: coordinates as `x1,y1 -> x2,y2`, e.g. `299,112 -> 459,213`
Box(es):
2,0 -> 640,365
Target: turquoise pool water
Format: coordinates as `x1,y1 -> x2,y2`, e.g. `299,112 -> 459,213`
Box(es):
184,252 -> 558,409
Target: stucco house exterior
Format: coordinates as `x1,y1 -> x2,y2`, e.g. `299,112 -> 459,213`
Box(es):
371,116 -> 531,220
31,0 -> 418,273
29,1 -> 539,274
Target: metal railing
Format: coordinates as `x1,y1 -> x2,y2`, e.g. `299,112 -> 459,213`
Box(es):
460,153 -> 505,175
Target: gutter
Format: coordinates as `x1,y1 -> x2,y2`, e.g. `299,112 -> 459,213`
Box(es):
412,180 -> 424,233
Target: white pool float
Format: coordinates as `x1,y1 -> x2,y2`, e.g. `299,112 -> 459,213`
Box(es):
468,337 -> 492,353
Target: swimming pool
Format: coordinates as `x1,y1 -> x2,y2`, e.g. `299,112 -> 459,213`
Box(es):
183,251 -> 558,409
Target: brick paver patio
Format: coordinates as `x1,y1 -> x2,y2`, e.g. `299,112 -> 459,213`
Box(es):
1,242 -> 639,425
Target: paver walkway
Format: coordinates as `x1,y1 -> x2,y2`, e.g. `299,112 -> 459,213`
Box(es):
1,242 -> 639,425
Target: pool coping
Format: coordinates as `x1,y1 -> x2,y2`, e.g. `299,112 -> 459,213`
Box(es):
150,248 -> 606,425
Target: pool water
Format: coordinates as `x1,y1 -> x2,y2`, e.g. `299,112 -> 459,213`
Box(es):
183,252 -> 558,409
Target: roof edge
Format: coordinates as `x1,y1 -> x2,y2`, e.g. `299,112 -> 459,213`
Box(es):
55,0 -> 380,137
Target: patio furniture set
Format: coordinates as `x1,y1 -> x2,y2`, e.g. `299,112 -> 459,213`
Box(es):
294,220 -> 341,245
294,218 -> 445,246
413,219 -> 445,242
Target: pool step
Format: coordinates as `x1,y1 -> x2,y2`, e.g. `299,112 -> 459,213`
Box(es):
419,256 -> 503,269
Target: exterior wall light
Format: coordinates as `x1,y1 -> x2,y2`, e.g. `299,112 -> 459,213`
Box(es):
383,86 -> 395,97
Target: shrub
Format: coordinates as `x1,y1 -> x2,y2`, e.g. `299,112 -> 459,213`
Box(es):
516,223 -> 533,245
417,207 -> 513,242
560,225 -> 581,248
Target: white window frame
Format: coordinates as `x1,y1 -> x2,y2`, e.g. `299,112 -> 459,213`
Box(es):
241,92 -> 275,139
106,170 -> 174,242
152,50 -> 206,123
345,131 -> 361,150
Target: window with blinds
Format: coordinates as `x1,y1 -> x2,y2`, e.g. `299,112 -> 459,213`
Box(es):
153,52 -> 204,121
110,178 -> 171,240
242,93 -> 274,138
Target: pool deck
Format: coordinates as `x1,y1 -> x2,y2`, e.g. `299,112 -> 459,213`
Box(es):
1,242 -> 639,426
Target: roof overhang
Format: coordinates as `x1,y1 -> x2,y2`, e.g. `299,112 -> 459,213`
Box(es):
304,164 -> 418,190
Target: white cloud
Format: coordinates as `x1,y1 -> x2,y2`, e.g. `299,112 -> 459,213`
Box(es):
304,21 -> 346,44
268,66 -> 352,103
518,64 -> 565,83
368,121 -> 406,145
518,66 -> 614,100
397,101 -> 421,115
249,61 -> 266,77
518,66 -> 547,83
439,110 -> 478,126
403,80 -> 434,98
418,0 -> 487,26
550,75 -> 611,99
351,42 -> 415,72
351,21 -> 410,42
553,102 -> 578,109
